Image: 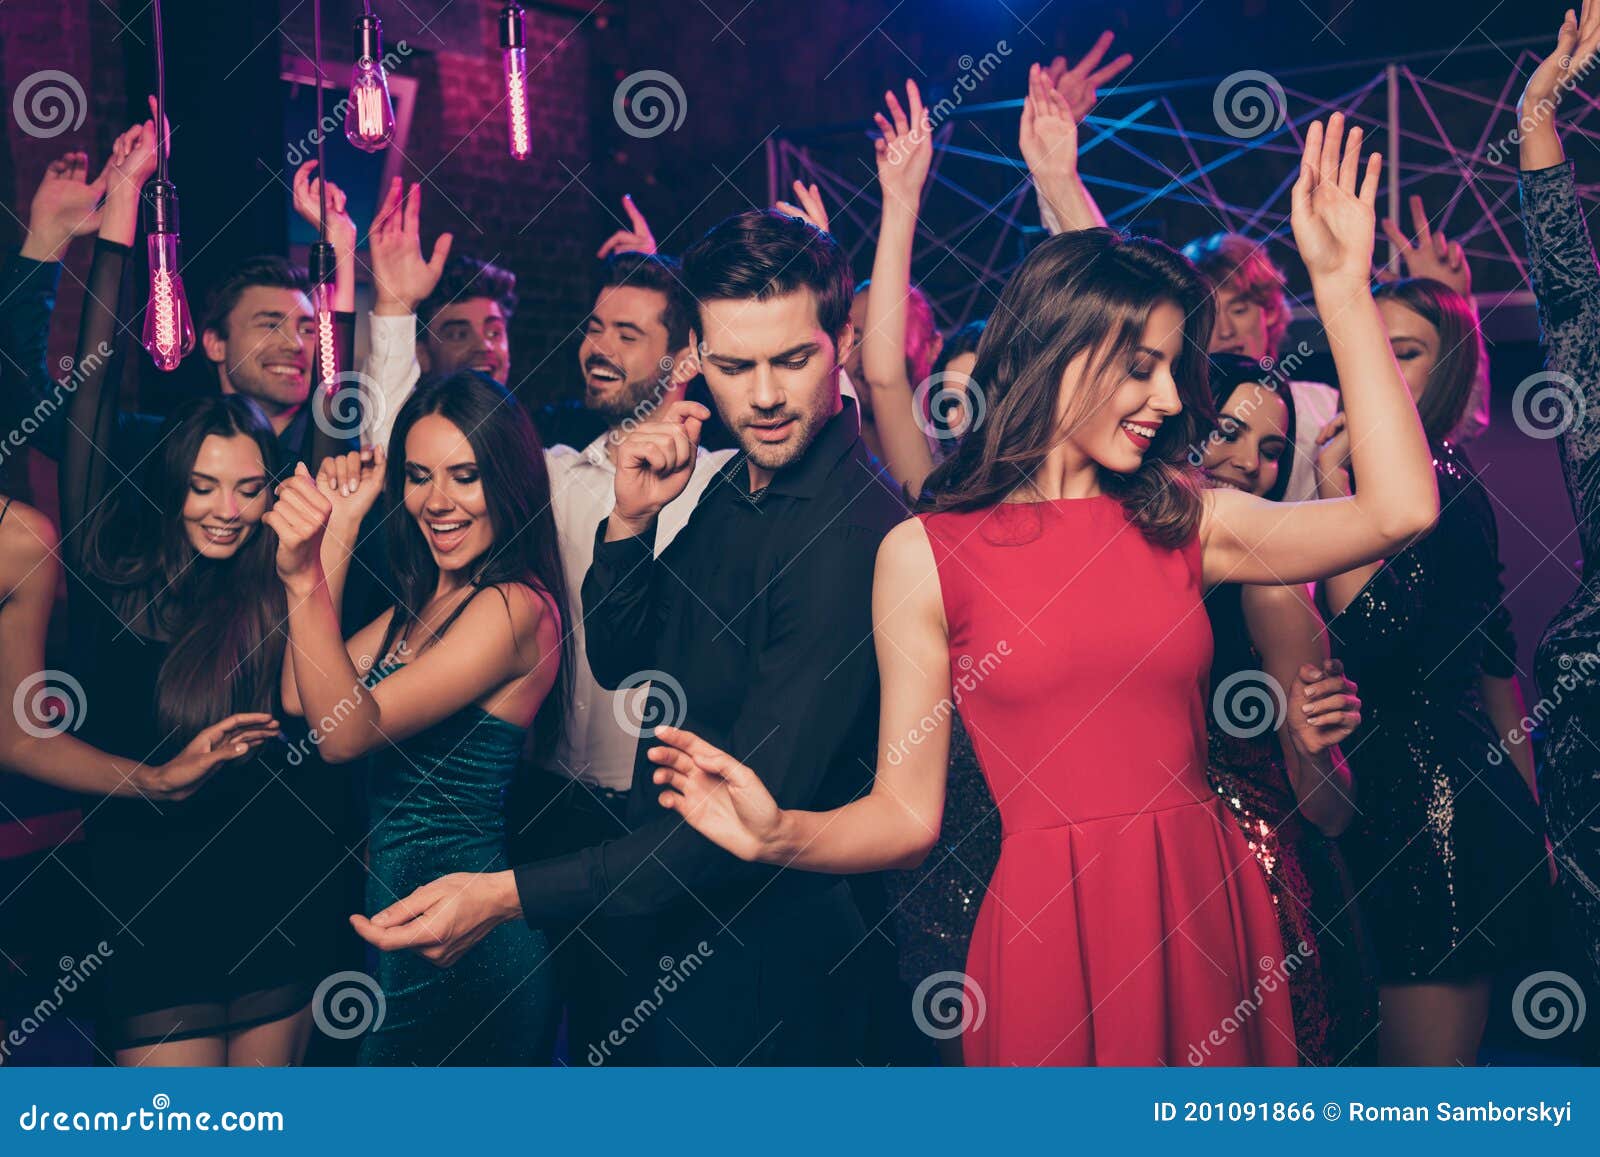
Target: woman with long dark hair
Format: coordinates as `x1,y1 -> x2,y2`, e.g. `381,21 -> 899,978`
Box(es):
646,116 -> 1440,1065
269,371 -> 570,1065
57,111 -> 346,1066
1196,354 -> 1379,1065
1313,274 -> 1549,1064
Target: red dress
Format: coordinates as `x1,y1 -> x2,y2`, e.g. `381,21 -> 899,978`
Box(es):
919,499 -> 1297,1067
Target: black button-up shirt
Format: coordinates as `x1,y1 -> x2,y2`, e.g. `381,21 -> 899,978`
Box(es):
512,397 -> 908,927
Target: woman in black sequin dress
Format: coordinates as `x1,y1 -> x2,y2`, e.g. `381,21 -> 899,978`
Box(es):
1317,279 -> 1549,1064
1197,354 -> 1379,1065
1517,7 -> 1600,995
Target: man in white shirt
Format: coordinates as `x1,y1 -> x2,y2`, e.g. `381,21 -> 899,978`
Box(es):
359,189 -> 733,812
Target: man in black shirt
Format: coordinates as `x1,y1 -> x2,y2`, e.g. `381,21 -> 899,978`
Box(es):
354,210 -> 908,1065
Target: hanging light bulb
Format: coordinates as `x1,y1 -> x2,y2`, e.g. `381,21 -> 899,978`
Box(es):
141,181 -> 195,372
310,240 -> 339,392
499,4 -> 531,161
345,12 -> 395,152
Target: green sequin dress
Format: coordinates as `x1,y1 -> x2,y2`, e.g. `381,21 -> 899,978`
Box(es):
359,662 -> 557,1065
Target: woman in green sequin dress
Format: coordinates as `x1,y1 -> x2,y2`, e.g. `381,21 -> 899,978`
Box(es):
269,372 -> 571,1065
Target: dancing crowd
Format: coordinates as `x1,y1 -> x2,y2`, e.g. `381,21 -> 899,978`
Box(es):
1,7 -> 1597,1068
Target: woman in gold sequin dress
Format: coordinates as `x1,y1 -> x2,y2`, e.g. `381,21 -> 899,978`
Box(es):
1317,279 -> 1549,1065
1197,354 -> 1379,1066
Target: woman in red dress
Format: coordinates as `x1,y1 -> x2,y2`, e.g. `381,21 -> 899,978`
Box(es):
647,114 -> 1437,1066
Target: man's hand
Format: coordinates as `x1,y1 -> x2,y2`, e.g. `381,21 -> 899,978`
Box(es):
608,400 -> 708,538
293,160 -> 357,257
368,177 -> 454,316
774,180 -> 830,233
596,193 -> 658,258
1380,194 -> 1470,295
21,152 -> 108,262
1044,30 -> 1133,123
351,870 -> 522,968
1284,661 -> 1361,757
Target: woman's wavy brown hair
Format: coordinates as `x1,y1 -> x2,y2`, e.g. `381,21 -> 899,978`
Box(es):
919,229 -> 1216,547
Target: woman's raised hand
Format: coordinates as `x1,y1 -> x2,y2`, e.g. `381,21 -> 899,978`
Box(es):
1291,113 -> 1381,296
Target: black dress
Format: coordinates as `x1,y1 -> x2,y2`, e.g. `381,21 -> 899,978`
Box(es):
1205,585 -> 1378,1064
59,240 -> 346,1050
1327,443 -> 1549,984
1520,160 -> 1600,983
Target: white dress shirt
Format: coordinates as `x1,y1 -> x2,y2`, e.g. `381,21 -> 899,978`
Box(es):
359,311 -> 734,789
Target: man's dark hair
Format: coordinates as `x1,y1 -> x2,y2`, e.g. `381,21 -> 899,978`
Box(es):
595,251 -> 693,353
200,256 -> 310,338
680,210 -> 852,339
419,255 -> 519,329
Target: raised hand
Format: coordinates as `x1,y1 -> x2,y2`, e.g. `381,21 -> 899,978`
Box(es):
650,723 -> 785,862
1380,194 -> 1470,295
293,160 -> 357,254
1313,413 -> 1352,499
22,152 -> 108,261
368,177 -> 454,316
1522,1 -> 1600,120
1044,30 -> 1133,123
596,193 -> 658,258
1291,114 -> 1381,295
873,80 -> 933,211
1285,661 -> 1361,756
609,400 -> 708,535
1020,61 -> 1081,181
263,462 -> 333,589
775,179 -> 830,233
140,713 -> 282,801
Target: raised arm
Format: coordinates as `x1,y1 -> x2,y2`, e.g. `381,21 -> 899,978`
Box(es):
1022,61 -> 1105,234
651,517 -> 952,872
265,466 -> 556,761
595,193 -> 658,258
863,81 -> 940,495
1517,2 -> 1600,557
1201,115 -> 1439,586
1032,33 -> 1127,235
362,179 -> 452,448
